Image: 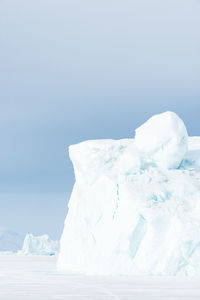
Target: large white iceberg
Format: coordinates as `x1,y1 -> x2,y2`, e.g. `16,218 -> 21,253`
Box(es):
58,111 -> 200,275
21,234 -> 59,255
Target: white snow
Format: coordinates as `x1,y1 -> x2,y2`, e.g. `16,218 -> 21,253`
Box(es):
1,254 -> 200,300
58,111 -> 200,276
20,234 -> 59,255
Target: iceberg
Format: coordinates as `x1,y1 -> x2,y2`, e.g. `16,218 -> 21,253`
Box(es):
21,234 -> 59,256
58,111 -> 200,275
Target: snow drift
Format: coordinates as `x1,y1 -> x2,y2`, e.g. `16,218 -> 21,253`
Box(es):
21,234 -> 59,255
58,111 -> 200,275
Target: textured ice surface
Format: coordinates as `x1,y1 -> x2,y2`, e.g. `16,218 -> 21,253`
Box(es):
20,234 -> 59,255
58,112 -> 200,275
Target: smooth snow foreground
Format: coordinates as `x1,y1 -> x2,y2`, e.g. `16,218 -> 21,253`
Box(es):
1,254 -> 200,300
58,111 -> 200,275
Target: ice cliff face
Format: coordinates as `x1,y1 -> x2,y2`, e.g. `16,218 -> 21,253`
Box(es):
58,111 -> 200,275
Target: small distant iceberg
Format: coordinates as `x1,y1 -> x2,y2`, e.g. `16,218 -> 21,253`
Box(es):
19,233 -> 59,256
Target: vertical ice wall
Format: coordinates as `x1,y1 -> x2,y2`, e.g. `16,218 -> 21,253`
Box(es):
58,112 -> 200,275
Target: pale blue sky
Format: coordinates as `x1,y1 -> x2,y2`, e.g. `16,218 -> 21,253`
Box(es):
0,0 -> 200,239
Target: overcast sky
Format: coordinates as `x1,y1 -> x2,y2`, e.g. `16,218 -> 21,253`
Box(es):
0,0 -> 200,239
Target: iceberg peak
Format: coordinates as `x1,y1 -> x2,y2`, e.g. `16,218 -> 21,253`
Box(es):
134,111 -> 188,169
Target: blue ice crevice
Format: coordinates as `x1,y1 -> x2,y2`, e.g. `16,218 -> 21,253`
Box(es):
129,214 -> 147,258
113,184 -> 120,219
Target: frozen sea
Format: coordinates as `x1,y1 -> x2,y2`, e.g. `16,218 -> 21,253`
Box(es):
0,254 -> 200,299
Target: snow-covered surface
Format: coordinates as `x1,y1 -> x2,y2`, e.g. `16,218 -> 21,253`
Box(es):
58,112 -> 200,275
0,229 -> 23,252
1,254 -> 200,300
20,234 -> 59,255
